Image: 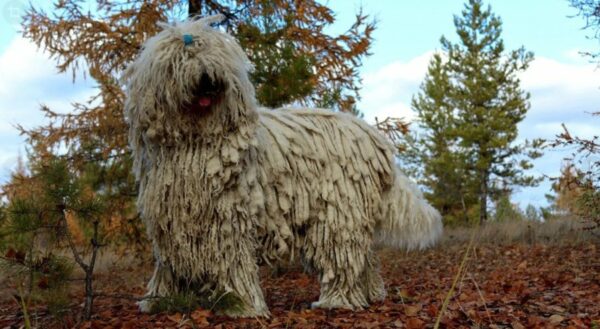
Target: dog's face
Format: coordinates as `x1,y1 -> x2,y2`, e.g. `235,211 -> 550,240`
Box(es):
124,15 -> 257,141
180,72 -> 226,116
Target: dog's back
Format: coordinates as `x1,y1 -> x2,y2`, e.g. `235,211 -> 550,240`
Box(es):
255,108 -> 442,260
254,108 -> 389,256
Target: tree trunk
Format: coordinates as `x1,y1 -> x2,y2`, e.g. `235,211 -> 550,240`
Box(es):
83,274 -> 93,320
60,204 -> 101,321
479,169 -> 488,225
460,194 -> 468,223
83,221 -> 101,320
189,0 -> 202,17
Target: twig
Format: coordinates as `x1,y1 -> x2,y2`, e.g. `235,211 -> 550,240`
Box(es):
434,229 -> 477,329
59,204 -> 103,320
60,206 -> 87,272
374,116 -> 410,152
92,292 -> 154,301
454,261 -> 475,326
469,273 -> 492,324
17,284 -> 31,329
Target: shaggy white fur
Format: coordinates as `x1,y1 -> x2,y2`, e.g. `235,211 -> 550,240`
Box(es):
124,15 -> 442,317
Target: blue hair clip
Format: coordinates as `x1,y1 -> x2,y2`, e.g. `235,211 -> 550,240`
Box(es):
183,34 -> 194,46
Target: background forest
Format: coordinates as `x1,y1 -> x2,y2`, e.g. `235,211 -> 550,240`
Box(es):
0,0 -> 598,328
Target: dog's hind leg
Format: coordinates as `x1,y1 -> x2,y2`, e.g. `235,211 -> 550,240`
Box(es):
310,247 -> 370,309
359,250 -> 386,303
306,219 -> 371,310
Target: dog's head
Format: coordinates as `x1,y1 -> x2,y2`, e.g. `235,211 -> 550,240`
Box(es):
124,15 -> 258,144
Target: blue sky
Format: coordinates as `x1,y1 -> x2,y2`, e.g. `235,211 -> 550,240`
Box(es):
331,0 -> 597,65
1,0 -> 599,208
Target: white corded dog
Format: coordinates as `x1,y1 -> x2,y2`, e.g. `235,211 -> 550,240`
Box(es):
124,15 -> 442,317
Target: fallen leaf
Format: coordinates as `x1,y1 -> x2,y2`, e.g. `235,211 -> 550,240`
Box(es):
167,312 -> 183,323
406,317 -> 425,329
191,309 -> 212,320
549,314 -> 565,324
404,304 -> 422,316
511,321 -> 525,329
122,320 -> 138,329
190,309 -> 211,327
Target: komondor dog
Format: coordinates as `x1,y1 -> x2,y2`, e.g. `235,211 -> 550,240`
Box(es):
124,15 -> 442,317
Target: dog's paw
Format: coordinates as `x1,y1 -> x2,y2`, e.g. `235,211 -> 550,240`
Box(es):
137,299 -> 155,313
310,299 -> 358,311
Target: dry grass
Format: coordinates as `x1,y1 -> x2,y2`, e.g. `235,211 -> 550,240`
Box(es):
440,217 -> 598,246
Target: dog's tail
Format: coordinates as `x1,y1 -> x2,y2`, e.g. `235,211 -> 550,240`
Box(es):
375,167 -> 443,250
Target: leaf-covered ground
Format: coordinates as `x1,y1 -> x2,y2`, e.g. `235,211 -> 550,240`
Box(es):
1,242 -> 598,328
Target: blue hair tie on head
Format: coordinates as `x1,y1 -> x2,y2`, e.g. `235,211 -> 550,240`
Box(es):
183,34 -> 193,46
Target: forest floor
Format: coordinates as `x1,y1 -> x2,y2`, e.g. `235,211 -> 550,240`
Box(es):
0,221 -> 599,328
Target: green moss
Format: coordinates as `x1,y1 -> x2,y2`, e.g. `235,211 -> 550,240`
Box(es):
149,292 -> 201,314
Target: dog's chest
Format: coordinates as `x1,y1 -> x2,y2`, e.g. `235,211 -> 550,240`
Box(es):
138,143 -> 265,268
139,142 -> 256,224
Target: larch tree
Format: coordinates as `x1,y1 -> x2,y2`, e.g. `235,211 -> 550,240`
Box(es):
406,0 -> 542,224
549,124 -> 599,227
548,163 -> 587,215
12,0 -> 376,238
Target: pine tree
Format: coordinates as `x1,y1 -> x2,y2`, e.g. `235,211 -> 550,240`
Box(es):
406,0 -> 542,224
493,193 -> 524,222
236,15 -> 315,108
1,153 -> 105,320
524,204 -> 541,221
407,54 -> 478,224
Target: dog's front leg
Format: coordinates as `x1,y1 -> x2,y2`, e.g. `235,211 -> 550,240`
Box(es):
138,259 -> 176,313
213,243 -> 270,317
209,211 -> 270,318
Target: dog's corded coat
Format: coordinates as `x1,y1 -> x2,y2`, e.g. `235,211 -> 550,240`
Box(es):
124,15 -> 442,317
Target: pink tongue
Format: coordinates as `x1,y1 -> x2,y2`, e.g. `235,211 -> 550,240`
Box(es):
198,97 -> 212,107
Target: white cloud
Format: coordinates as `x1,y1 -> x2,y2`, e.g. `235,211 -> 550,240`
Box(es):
562,48 -> 596,64
523,56 -> 598,92
0,37 -> 95,182
360,51 -> 434,123
520,57 -> 600,138
359,51 -> 600,207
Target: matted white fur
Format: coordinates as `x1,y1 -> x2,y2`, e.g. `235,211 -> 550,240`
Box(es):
124,15 -> 442,317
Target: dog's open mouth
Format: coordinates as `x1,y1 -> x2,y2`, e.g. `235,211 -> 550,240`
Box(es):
182,73 -> 225,114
